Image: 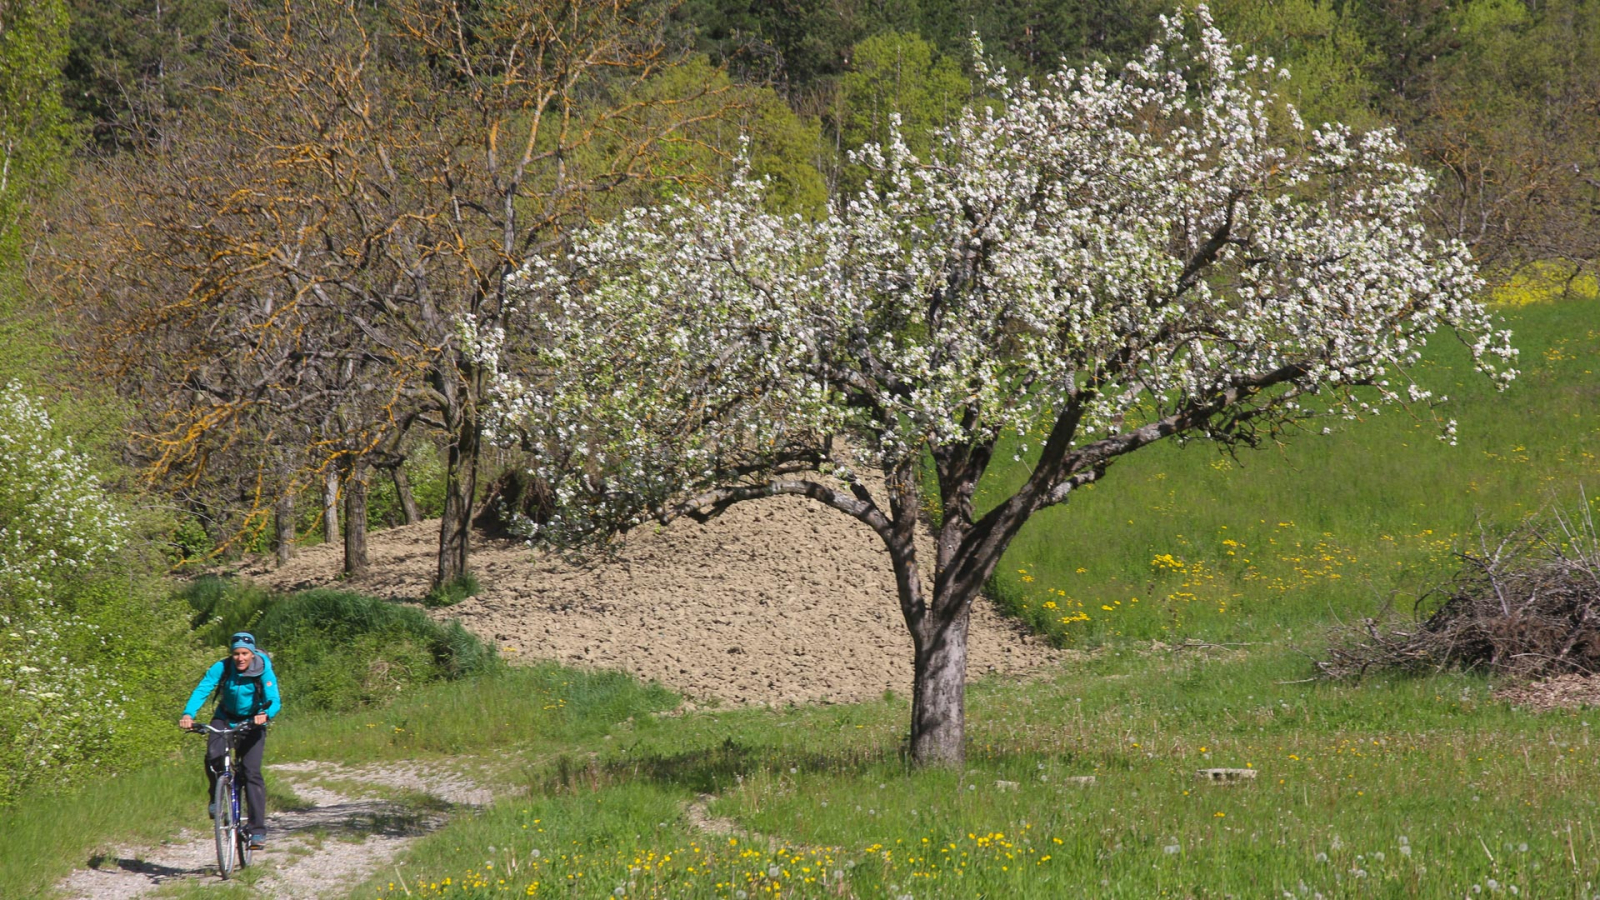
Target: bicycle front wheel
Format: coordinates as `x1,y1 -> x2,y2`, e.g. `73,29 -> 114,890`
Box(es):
213,774 -> 236,879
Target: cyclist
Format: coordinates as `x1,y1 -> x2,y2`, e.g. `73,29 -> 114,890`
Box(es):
178,632 -> 281,850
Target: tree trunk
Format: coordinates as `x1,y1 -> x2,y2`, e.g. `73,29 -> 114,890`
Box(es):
909,603 -> 971,766
273,492 -> 295,566
392,463 -> 421,525
343,458 -> 369,577
436,394 -> 479,586
322,466 -> 339,543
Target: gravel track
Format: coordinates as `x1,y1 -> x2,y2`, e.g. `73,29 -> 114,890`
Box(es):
56,760 -> 489,900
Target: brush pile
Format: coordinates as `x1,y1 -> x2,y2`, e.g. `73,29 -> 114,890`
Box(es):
1319,505 -> 1600,680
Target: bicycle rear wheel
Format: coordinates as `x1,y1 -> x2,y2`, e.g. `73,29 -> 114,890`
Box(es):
213,774 -> 236,879
232,777 -> 253,869
237,806 -> 252,869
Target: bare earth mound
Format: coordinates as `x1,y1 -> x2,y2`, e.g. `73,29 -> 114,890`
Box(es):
235,492 -> 1065,706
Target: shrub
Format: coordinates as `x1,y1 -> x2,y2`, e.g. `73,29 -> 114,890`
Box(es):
0,385 -> 194,802
177,575 -> 271,644
179,580 -> 499,714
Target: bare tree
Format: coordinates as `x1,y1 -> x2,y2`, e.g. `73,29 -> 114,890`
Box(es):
55,0 -> 742,580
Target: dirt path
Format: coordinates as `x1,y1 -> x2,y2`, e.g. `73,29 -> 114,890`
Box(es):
56,759 -> 493,900
235,486 -> 1068,706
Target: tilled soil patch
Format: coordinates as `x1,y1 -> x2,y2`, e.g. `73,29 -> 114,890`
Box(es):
236,490 -> 1066,706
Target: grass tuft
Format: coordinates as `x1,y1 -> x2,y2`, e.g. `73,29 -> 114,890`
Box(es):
423,573 -> 482,609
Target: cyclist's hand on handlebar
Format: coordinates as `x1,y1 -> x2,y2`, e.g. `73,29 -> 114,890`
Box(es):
179,714 -> 194,731
253,714 -> 268,726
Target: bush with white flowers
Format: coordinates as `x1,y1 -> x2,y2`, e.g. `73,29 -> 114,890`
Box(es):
475,7 -> 1517,764
0,382 -> 133,800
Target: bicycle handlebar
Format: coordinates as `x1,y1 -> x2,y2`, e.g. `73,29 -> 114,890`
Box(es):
186,721 -> 265,735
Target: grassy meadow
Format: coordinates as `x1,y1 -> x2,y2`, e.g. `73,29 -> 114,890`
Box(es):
281,649 -> 1600,898
986,295 -> 1600,647
5,296 -> 1599,898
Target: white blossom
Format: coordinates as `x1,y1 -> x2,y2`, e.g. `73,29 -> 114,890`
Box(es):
475,6 -> 1514,549
0,383 -> 131,799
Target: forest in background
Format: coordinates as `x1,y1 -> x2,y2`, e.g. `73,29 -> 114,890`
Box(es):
1,0 -> 1598,802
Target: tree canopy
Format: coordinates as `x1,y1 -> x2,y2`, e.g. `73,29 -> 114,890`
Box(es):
475,9 -> 1516,764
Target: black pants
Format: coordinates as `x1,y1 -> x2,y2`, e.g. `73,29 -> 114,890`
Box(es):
205,719 -> 267,837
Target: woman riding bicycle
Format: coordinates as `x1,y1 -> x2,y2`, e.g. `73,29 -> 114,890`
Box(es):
178,632 -> 282,850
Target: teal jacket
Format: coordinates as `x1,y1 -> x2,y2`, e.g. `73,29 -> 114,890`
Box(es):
183,653 -> 282,723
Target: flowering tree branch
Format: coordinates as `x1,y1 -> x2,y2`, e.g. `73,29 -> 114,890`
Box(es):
473,6 -> 1518,764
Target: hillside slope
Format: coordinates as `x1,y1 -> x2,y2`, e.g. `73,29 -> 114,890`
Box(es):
236,491 -> 1063,706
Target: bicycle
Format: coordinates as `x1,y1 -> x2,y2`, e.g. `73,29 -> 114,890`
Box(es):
188,722 -> 262,878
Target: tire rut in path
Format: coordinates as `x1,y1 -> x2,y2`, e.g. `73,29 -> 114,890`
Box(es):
55,759 -> 492,900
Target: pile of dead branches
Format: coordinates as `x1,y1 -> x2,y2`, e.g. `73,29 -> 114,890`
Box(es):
1319,503 -> 1600,680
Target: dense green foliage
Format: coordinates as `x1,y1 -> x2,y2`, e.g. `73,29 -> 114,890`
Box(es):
0,0 -> 72,390
684,0 -> 1598,272
830,32 -> 971,196
0,0 -> 71,250
179,578 -> 500,713
683,0 -> 1167,89
0,385 -> 199,802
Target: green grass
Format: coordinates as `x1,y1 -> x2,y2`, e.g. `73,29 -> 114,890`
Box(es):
270,662 -> 680,764
344,650 -> 1600,898
0,758 -> 196,900
8,646 -> 1600,897
424,573 -> 483,609
984,297 -> 1600,646
0,737 -> 313,899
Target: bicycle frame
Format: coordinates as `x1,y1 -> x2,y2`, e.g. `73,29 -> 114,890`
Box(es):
191,722 -> 261,878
